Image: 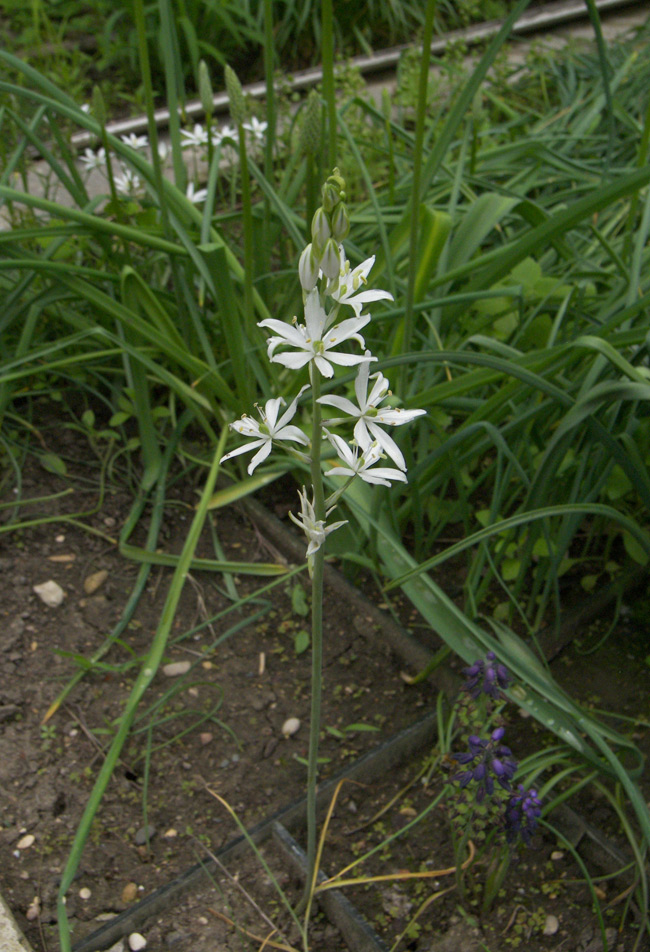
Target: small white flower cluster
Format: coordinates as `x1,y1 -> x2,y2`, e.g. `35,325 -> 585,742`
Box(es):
180,118 -> 267,154
220,170 -> 425,558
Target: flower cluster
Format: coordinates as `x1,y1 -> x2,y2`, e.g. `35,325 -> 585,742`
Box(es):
454,727 -> 517,803
452,653 -> 542,848
462,650 -> 510,700
505,784 -> 543,845
219,169 -> 425,560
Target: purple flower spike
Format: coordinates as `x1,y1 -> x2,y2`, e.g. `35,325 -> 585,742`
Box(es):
453,727 -> 518,802
505,784 -> 543,844
462,651 -> 510,700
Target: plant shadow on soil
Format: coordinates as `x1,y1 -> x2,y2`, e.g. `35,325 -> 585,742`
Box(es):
1,408 -> 649,952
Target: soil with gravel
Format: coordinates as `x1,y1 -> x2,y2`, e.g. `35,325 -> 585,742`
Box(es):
1,405 -> 649,952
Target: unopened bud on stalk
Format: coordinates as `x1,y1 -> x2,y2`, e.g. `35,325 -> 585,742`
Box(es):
299,243 -> 320,291
311,208 -> 331,257
331,203 -> 350,242
91,85 -> 107,128
224,65 -> 247,127
299,89 -> 322,157
320,238 -> 341,281
198,60 -> 214,117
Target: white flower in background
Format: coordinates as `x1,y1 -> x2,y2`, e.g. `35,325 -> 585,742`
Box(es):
80,103 -> 91,114
80,147 -> 106,171
324,433 -> 408,487
120,132 -> 149,151
243,116 -> 268,144
259,289 -> 374,379
289,488 -> 347,557
212,123 -> 237,147
158,141 -> 169,162
329,250 -> 394,317
186,181 -> 208,205
318,356 -> 425,470
114,166 -> 141,195
220,388 -> 309,474
181,123 -> 209,150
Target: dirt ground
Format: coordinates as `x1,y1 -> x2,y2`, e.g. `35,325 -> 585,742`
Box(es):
1,410 -> 649,952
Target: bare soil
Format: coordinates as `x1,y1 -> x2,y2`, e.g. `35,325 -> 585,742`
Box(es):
1,406 -> 649,952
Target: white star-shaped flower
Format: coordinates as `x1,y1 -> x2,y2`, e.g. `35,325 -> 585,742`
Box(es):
318,356 -> 425,470
114,166 -> 141,195
329,249 -> 393,317
243,117 -> 268,144
220,388 -> 309,474
324,433 -> 407,487
120,132 -> 149,151
79,147 -> 106,171
186,181 -> 208,205
289,488 -> 347,558
258,289 -> 374,379
181,123 -> 209,150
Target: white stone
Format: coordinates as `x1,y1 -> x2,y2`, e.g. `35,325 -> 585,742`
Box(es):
33,580 -> 65,607
79,887 -> 92,900
281,717 -> 301,738
543,914 -> 559,936
128,933 -> 147,951
16,834 -> 35,850
162,661 -> 191,677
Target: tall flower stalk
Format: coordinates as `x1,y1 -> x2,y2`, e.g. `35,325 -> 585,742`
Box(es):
220,170 -> 424,925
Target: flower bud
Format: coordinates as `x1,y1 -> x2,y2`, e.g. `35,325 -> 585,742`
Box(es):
321,180 -> 340,214
298,243 -> 320,291
330,202 -> 349,242
311,208 -> 331,256
198,60 -> 214,117
320,238 -> 341,280
224,65 -> 247,127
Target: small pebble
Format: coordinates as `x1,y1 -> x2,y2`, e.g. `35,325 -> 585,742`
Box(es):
122,882 -> 138,903
33,580 -> 65,607
543,914 -> 559,936
163,828 -> 177,839
134,825 -> 156,846
17,834 -> 35,850
550,850 -> 564,861
26,897 -> 40,921
128,933 -> 147,951
281,717 -> 301,738
199,732 -> 212,745
162,661 -> 191,677
79,887 -> 92,900
83,570 -> 108,595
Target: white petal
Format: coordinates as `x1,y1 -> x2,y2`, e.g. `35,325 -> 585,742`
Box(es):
304,289 -> 328,340
263,396 -> 285,429
271,352 -> 313,370
366,422 -> 406,470
275,424 -> 310,445
375,407 -> 426,427
325,352 -> 374,368
220,439 -> 265,464
314,355 -> 334,377
247,441 -> 273,474
317,395 -> 360,417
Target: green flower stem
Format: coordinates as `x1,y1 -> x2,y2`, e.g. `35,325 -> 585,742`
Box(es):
322,0 -> 336,169
401,0 -> 437,393
237,122 -> 255,347
303,365 -> 326,918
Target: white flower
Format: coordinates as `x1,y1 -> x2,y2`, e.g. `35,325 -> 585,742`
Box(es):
212,124 -> 237,147
114,166 -> 141,195
318,356 -> 425,470
120,132 -> 149,151
243,116 -> 268,144
80,103 -> 91,114
329,249 -> 393,317
220,388 -> 309,475
324,433 -> 407,487
289,488 -> 347,558
80,147 -> 106,171
186,181 -> 208,205
258,289 -> 374,379
181,123 -> 209,150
